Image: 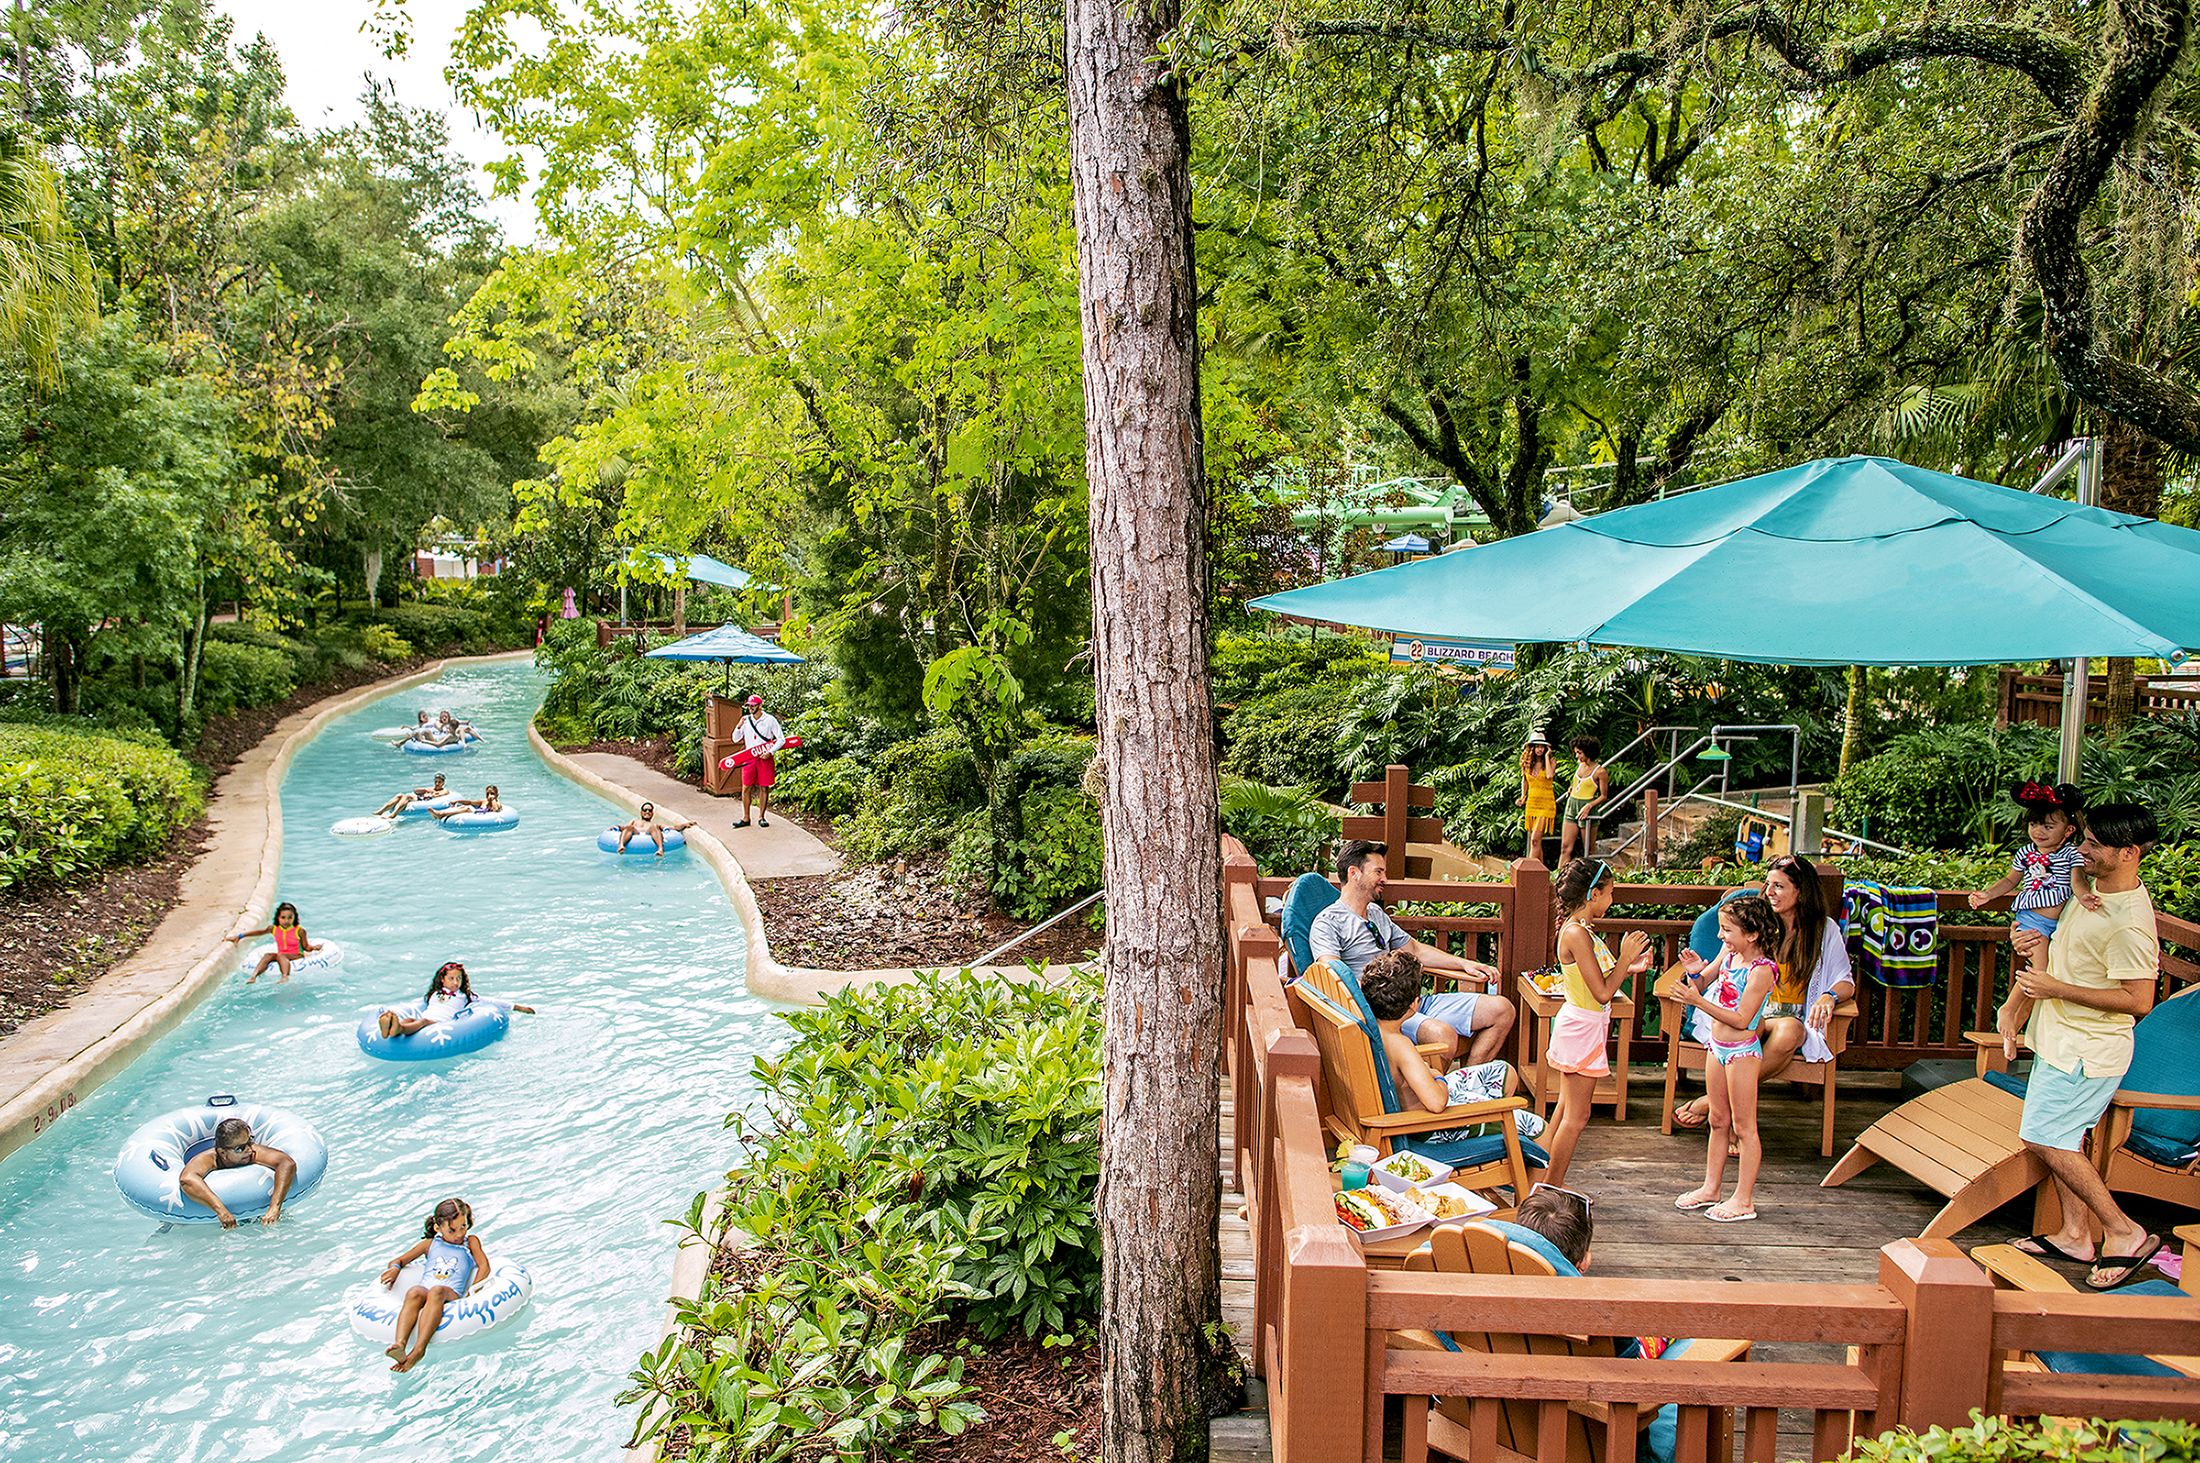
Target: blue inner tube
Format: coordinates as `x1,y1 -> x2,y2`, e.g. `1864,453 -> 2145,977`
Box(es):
402,738 -> 470,756
356,999 -> 510,1061
597,826 -> 687,854
440,807 -> 518,833
396,797 -> 458,818
112,1097 -> 328,1223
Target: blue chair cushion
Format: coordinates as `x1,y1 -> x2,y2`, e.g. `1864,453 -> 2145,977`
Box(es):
1687,890 -> 1755,963
2123,989 -> 2200,1164
1278,872 -> 1338,982
2036,1278 -> 2184,1377
1401,1131 -> 1551,1174
1983,1069 -> 2029,1100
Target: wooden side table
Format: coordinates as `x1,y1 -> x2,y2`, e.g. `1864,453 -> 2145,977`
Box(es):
1513,973 -> 1634,1122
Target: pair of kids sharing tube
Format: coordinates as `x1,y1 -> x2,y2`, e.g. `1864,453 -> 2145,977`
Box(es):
372,776 -> 506,821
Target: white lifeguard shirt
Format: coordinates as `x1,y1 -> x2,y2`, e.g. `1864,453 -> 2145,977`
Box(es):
738,712 -> 785,756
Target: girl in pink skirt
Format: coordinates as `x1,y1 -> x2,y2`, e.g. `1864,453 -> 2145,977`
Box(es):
1540,859 -> 1651,1187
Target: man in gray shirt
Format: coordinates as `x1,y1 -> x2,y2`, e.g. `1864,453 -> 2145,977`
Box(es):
1308,839 -> 1515,1065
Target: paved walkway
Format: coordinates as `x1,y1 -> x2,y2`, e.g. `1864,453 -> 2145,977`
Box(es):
564,751 -> 840,878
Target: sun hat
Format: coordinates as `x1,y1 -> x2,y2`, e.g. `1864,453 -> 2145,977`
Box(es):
1526,730 -> 1550,746
745,694 -> 763,705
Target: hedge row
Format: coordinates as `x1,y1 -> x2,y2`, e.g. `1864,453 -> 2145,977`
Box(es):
0,724 -> 205,891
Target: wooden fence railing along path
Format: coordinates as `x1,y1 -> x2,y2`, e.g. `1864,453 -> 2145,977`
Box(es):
1222,841 -> 2200,1463
1996,667 -> 2200,729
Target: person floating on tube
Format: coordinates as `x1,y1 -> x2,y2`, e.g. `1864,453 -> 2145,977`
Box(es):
732,693 -> 785,829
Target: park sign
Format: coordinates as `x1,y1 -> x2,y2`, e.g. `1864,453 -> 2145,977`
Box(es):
1389,635 -> 1516,669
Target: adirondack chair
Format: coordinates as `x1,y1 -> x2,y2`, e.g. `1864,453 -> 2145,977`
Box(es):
1658,894 -> 1859,1157
1969,1224 -> 2200,1388
1292,959 -> 1545,1195
1392,1220 -> 1752,1463
1826,986 -> 2200,1239
1278,869 -> 1452,1067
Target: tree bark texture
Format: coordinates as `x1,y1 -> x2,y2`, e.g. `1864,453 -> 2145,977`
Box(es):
2099,417 -> 2168,730
1064,3 -> 1228,1460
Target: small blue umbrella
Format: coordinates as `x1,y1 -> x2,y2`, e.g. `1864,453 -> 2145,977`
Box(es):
644,623 -> 804,690
1380,533 -> 1432,555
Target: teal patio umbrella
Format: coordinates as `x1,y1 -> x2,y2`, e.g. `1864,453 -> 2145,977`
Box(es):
1250,456 -> 2200,668
644,623 -> 804,691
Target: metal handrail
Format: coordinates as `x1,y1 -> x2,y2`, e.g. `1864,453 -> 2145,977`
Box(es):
1589,723 -> 1801,840
968,888 -> 1106,966
1663,791 -> 1911,859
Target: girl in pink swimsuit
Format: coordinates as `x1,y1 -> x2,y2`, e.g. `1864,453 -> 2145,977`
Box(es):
229,902 -> 323,984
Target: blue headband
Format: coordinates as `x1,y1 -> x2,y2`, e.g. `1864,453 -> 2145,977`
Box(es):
1586,862 -> 1606,894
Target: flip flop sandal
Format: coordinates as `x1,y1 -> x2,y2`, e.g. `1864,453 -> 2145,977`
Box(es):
2012,1234 -> 2093,1264
1706,1206 -> 1758,1224
1672,1102 -> 1710,1130
2086,1235 -> 2164,1291
1674,1193 -> 1720,1211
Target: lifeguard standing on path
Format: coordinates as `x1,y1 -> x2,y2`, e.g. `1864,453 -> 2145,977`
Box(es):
732,693 -> 785,829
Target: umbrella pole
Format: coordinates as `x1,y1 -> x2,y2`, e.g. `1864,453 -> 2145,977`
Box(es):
2057,441 -> 2103,783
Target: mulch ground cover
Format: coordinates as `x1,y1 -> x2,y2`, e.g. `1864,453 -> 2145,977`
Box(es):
571,734 -> 1102,972
0,647 -> 512,1040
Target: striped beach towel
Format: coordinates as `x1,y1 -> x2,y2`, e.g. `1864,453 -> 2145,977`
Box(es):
1842,881 -> 1940,989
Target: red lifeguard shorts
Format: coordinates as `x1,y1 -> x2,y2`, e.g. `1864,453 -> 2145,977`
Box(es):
741,755 -> 776,788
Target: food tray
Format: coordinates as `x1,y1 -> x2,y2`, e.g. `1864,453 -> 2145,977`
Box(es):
1333,1186 -> 1434,1245
1401,1181 -> 1496,1223
1370,1149 -> 1454,1193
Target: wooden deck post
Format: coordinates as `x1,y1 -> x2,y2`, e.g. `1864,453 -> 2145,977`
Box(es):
1268,1035 -> 1367,1463
1879,1239 -> 1993,1429
1508,858 -> 1552,1074
1384,764 -> 1410,858
1643,788 -> 1660,869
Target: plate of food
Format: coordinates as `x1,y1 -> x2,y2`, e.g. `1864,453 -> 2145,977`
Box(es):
1524,968 -> 1567,999
1370,1149 -> 1454,1193
1334,1186 -> 1434,1244
1402,1181 -> 1496,1223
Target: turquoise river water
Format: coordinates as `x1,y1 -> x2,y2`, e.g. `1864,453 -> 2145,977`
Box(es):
0,660 -> 780,1460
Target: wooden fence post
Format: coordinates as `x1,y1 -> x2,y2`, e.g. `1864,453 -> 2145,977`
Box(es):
1268,1035 -> 1367,1463
1384,764 -> 1409,858
1508,858 -> 1552,1074
1644,787 -> 1660,869
1879,1239 -> 1993,1430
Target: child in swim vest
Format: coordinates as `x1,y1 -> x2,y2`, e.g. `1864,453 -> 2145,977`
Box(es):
378,1196 -> 495,1372
229,902 -> 323,984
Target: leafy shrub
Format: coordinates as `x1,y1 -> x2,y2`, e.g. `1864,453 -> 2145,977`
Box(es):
1220,776 -> 1336,876
949,784 -> 1106,920
1210,630 -> 1389,705
1221,679 -> 1358,791
194,641 -> 298,716
2146,841 -> 2200,929
774,753 -> 869,818
838,728 -> 984,864
358,625 -> 412,663
1828,726 -> 2051,851
208,623 -> 323,682
0,724 -> 204,890
368,601 -> 488,651
1848,1414 -> 2198,1463
619,969 -> 1101,1459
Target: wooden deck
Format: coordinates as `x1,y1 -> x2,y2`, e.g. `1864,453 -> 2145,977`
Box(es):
1213,1068 -> 2191,1462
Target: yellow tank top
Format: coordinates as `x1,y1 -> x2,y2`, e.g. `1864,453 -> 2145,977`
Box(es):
1569,765 -> 1599,800
1559,924 -> 1616,1012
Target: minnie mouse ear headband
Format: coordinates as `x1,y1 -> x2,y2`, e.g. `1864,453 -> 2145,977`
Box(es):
2012,781 -> 2085,816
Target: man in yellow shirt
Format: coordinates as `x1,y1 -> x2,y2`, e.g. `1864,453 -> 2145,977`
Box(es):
1999,803 -> 2163,1289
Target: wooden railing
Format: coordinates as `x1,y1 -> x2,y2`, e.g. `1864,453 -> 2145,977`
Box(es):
1997,668 -> 2200,729
1223,841 -> 2200,1463
1255,861 -> 2200,1071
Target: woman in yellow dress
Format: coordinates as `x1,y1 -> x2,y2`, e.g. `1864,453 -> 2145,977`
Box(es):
1519,732 -> 1558,860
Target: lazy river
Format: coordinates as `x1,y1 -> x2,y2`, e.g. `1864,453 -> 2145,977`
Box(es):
0,660 -> 778,1461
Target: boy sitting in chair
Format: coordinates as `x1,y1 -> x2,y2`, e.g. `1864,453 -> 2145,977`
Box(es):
1362,950 -> 1540,1136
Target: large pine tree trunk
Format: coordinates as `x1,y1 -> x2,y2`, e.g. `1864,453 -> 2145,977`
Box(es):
1065,2 -> 1228,1459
